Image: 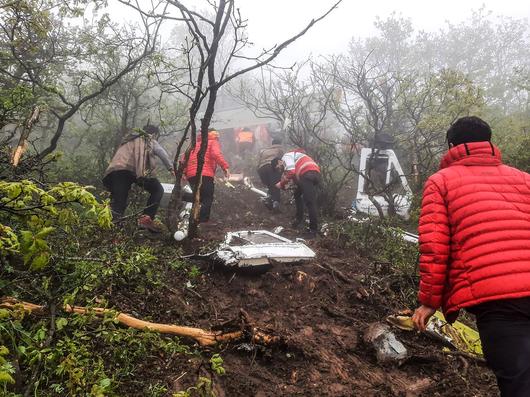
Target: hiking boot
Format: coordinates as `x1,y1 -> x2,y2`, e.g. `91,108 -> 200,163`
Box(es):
138,215 -> 162,233
272,201 -> 281,213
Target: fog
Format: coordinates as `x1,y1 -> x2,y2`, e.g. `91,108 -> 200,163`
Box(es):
109,0 -> 530,64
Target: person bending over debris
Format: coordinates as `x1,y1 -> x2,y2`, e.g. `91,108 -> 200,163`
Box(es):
181,129 -> 230,225
257,138 -> 284,211
103,124 -> 174,232
412,116 -> 530,397
273,150 -> 321,238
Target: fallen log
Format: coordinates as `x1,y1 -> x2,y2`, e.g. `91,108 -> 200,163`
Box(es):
0,297 -> 280,347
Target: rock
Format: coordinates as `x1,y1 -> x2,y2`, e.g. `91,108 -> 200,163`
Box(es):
363,322 -> 408,364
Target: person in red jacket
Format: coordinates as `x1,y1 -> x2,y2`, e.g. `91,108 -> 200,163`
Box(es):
412,116 -> 530,396
272,149 -> 321,238
181,129 -> 230,223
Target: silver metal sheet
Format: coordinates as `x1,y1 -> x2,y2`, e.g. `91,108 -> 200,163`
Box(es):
215,230 -> 316,270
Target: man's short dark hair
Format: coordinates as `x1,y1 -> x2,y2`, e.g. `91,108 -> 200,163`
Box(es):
143,124 -> 159,135
272,138 -> 282,145
271,157 -> 282,169
446,116 -> 492,146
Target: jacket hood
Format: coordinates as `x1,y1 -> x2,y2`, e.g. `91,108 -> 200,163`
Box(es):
440,141 -> 502,169
197,131 -> 219,141
120,132 -> 143,146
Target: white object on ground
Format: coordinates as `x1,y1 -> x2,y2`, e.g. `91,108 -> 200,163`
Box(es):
214,230 -> 316,271
228,173 -> 244,182
243,177 -> 268,198
273,226 -> 284,234
160,182 -> 175,207
174,230 -> 187,241
364,322 -> 408,364
353,148 -> 412,219
349,214 -> 419,244
173,184 -> 193,241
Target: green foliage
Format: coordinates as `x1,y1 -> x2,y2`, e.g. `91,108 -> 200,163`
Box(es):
327,219 -> 419,306
169,260 -> 202,280
329,219 -> 418,275
327,219 -> 421,307
209,354 -> 225,376
59,245 -> 162,304
0,305 -> 191,396
504,134 -> 530,173
0,345 -> 16,386
0,179 -> 112,270
146,382 -> 169,397
173,377 -> 215,397
0,84 -> 34,128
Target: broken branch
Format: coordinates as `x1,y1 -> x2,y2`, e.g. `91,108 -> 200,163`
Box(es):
1,297 -> 279,347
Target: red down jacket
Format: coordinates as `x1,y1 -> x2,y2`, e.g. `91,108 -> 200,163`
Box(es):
183,132 -> 229,178
418,141 -> 530,320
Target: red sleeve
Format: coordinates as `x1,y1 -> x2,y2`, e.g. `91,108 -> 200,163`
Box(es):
211,140 -> 229,171
279,170 -> 295,189
418,176 -> 450,309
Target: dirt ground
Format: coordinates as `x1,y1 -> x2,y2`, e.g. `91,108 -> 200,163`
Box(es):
118,181 -> 499,396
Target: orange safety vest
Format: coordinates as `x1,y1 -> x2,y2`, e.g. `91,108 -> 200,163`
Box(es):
237,130 -> 253,143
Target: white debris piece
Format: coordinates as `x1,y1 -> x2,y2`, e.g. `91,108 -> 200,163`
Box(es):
273,226 -> 284,234
364,322 -> 408,364
160,182 -> 175,207
243,177 -> 268,198
349,215 -> 419,244
214,230 -> 316,272
353,148 -> 413,219
397,230 -> 419,244
173,185 -> 193,241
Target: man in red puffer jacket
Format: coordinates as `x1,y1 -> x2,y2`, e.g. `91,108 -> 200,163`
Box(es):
412,116 -> 530,396
181,129 -> 230,223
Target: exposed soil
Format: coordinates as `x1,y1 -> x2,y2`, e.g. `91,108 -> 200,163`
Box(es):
114,181 -> 498,396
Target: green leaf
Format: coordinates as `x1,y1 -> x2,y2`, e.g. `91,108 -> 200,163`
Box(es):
56,317 -> 68,331
35,226 -> 55,239
30,252 -> 50,271
0,372 -> 15,384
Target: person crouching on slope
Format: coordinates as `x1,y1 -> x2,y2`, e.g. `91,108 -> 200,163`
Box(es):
103,124 -> 174,232
181,129 -> 230,225
257,137 -> 284,211
272,150 -> 321,238
412,116 -> 530,397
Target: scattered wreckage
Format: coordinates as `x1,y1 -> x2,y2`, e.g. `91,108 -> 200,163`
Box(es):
353,148 -> 413,219
386,310 -> 483,357
162,184 -> 317,271
212,230 -> 316,273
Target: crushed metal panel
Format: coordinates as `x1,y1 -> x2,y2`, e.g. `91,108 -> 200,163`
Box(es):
353,148 -> 412,218
160,182 -> 175,207
215,230 -> 316,272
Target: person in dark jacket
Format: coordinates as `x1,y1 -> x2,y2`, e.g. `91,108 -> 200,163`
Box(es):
103,124 -> 174,232
257,138 -> 284,211
181,129 -> 230,224
412,116 -> 530,397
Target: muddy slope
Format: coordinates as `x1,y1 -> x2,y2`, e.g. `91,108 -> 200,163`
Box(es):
126,183 -> 498,396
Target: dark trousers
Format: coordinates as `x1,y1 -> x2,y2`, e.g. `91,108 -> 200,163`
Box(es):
470,298 -> 530,397
182,176 -> 215,223
257,164 -> 281,203
103,170 -> 164,219
294,171 -> 321,232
